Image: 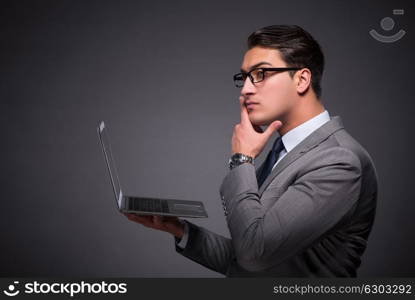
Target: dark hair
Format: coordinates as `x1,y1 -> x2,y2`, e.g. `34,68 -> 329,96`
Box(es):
247,25 -> 325,99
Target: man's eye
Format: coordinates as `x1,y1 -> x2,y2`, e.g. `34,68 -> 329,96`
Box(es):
252,70 -> 263,79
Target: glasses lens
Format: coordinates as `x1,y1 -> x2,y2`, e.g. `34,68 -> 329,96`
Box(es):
234,74 -> 245,87
251,69 -> 264,82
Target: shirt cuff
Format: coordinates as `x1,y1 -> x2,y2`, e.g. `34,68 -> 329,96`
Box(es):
175,220 -> 189,249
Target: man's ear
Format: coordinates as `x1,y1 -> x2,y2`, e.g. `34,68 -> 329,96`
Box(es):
296,68 -> 312,95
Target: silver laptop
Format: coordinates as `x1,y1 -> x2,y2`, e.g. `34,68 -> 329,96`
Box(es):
97,121 -> 208,218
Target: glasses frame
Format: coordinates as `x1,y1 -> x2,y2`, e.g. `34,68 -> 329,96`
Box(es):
233,67 -> 303,88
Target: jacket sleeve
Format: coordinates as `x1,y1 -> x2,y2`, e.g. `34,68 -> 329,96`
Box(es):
174,220 -> 235,275
219,147 -> 362,272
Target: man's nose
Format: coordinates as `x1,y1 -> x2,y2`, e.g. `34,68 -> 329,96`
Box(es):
241,76 -> 256,96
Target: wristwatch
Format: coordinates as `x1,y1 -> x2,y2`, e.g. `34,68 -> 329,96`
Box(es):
228,153 -> 254,170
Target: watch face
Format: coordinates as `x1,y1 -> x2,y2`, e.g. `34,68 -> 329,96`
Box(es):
229,153 -> 253,170
233,153 -> 243,160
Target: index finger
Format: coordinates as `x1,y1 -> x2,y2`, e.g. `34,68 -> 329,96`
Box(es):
239,96 -> 252,127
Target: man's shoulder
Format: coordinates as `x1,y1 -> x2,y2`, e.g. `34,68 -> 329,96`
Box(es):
329,128 -> 377,172
297,124 -> 376,177
303,137 -> 363,173
309,127 -> 379,191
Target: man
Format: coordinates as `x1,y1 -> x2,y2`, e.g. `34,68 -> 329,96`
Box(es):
124,25 -> 378,277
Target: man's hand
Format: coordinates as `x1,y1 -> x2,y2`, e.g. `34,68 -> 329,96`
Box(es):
231,96 -> 283,158
123,213 -> 185,239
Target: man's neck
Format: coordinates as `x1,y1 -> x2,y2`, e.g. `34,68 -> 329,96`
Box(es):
278,100 -> 326,136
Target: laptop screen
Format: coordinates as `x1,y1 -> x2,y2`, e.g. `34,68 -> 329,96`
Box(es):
98,121 -> 123,208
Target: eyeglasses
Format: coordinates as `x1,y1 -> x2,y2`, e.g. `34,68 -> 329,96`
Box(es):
233,67 -> 302,88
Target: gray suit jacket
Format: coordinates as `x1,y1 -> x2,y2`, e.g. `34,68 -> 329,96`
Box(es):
175,116 -> 378,277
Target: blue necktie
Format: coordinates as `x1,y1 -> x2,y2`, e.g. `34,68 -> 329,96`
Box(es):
257,137 -> 285,188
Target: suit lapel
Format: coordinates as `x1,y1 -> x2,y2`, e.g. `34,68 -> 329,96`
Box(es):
257,116 -> 345,196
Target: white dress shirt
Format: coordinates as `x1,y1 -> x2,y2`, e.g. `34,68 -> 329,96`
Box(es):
176,110 -> 331,249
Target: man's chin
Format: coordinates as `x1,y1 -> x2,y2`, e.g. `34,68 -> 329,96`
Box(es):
250,111 -> 284,127
250,117 -> 272,127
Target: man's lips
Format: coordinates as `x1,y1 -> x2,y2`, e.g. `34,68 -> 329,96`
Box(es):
245,101 -> 259,109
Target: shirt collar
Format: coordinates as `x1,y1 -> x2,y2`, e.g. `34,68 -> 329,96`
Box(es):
281,110 -> 330,153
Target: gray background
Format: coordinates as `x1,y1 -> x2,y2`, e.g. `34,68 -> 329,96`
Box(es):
1,0 -> 414,277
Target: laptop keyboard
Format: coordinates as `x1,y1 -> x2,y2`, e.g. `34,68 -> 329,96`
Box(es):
128,198 -> 169,213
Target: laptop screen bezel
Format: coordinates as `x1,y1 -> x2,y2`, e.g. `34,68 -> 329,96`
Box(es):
97,121 -> 123,209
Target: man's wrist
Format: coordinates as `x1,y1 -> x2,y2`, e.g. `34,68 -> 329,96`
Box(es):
228,152 -> 254,170
175,221 -> 189,249
171,221 -> 185,239
231,150 -> 256,158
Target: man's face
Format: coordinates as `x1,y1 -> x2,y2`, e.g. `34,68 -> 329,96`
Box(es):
240,46 -> 298,126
